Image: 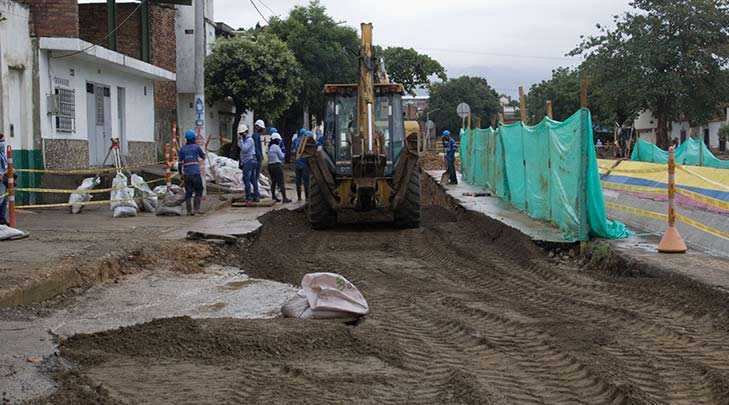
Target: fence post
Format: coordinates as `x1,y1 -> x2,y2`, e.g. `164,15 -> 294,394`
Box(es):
171,121 -> 178,169
546,100 -> 553,119
658,146 -> 687,253
7,145 -> 15,228
519,86 -> 527,124
165,143 -> 172,191
580,79 -> 588,108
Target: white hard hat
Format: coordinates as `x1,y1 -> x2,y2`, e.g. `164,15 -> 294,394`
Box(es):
254,119 -> 265,128
271,133 -> 282,141
237,123 -> 249,134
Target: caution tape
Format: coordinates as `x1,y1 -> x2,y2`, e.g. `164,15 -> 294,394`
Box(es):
608,165 -> 668,174
676,165 -> 729,191
12,174 -> 178,195
14,192 -> 168,210
606,201 -> 729,241
13,160 -> 166,175
604,201 -> 668,221
601,181 -> 665,195
0,192 -> 7,199
675,214 -> 729,241
675,187 -> 729,211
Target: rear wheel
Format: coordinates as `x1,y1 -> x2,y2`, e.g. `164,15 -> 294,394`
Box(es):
394,167 -> 421,228
308,177 -> 337,230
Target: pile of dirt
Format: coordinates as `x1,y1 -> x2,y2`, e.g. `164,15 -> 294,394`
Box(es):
33,207 -> 729,404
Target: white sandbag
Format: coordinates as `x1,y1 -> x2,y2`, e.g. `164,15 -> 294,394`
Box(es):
69,177 -> 100,214
281,273 -> 369,319
110,173 -> 138,218
156,204 -> 183,216
216,166 -> 244,191
0,225 -> 29,241
257,173 -> 271,199
131,174 -> 158,212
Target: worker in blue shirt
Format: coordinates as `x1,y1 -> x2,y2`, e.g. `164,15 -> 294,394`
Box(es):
252,119 -> 265,201
238,123 -> 257,205
269,127 -> 284,154
291,128 -> 310,202
267,132 -> 291,203
443,130 -> 458,185
178,129 -> 206,215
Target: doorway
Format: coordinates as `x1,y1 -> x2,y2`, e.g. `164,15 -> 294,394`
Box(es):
7,68 -> 25,147
86,83 -> 112,166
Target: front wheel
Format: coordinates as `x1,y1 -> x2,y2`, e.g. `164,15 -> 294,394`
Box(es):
394,167 -> 421,228
307,177 -> 337,230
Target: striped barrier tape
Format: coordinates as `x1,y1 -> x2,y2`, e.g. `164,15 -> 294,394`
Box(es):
0,192 -> 7,199
15,192 -> 169,210
606,201 -> 729,241
607,165 -> 668,174
676,165 -> 729,191
13,160 -> 167,175
675,187 -> 729,211
12,174 -> 178,195
601,181 -> 665,195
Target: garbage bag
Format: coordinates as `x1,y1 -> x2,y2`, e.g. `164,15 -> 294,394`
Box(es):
0,225 -> 29,241
69,177 -> 100,214
110,172 -> 138,218
281,273 -> 369,319
131,174 -> 158,212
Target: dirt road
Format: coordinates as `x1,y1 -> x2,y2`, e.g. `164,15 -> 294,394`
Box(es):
35,207 -> 729,404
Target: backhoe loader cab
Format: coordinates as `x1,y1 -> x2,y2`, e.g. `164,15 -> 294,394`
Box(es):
297,23 -> 421,229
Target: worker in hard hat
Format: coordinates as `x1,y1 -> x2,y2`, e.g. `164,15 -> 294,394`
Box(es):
252,119 -> 266,202
291,128 -> 310,202
178,129 -> 206,215
238,123 -> 257,205
267,131 -> 291,203
442,130 -> 458,185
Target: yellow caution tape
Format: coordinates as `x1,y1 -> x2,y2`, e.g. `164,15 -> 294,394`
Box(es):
14,192 -> 168,210
675,214 -> 729,241
12,175 -> 178,195
604,201 -> 668,221
675,187 -> 729,211
608,165 -> 667,174
601,181 -> 665,195
676,165 -> 729,191
13,160 -> 166,175
0,192 -> 7,199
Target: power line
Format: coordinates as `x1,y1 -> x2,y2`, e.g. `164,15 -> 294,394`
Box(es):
418,47 -> 577,62
249,0 -> 269,24
255,0 -> 277,18
52,0 -> 145,59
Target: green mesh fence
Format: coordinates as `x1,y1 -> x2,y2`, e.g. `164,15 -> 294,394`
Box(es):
459,108 -> 630,241
631,137 -> 729,169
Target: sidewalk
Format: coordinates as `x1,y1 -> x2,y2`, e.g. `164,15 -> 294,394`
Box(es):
426,170 -> 729,293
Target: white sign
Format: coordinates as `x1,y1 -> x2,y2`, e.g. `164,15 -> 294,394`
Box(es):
426,120 -> 435,129
456,102 -> 471,118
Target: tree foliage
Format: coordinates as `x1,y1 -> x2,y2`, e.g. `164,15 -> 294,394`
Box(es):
526,67 -> 582,122
572,0 -> 729,148
266,1 -> 359,118
427,76 -> 501,135
205,34 -> 302,155
378,46 -> 447,96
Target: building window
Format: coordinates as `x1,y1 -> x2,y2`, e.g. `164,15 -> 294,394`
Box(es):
55,86 -> 76,133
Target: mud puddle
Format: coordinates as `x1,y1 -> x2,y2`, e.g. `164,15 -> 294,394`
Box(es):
0,265 -> 296,404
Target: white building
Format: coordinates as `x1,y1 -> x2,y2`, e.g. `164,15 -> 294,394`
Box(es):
634,110 -> 729,148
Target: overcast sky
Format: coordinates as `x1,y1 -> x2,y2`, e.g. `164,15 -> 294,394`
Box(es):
215,0 -> 634,96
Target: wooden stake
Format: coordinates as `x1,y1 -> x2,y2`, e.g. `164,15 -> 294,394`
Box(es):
546,100 -> 553,119
580,79 -> 588,108
468,112 -> 472,130
519,86 -> 527,124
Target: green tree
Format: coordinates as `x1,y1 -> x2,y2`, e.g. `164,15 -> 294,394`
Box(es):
572,0 -> 729,148
427,76 -> 501,136
526,67 -> 581,122
266,1 -> 359,120
377,46 -> 447,95
205,34 -> 302,157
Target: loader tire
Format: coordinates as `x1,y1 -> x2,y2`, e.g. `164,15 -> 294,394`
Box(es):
308,177 -> 337,230
394,167 -> 421,228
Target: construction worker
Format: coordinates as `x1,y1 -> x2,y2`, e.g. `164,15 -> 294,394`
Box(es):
269,127 -> 284,154
238,123 -> 257,205
443,130 -> 458,185
252,119 -> 265,202
267,132 -> 291,203
178,129 -> 206,215
291,128 -> 310,202
0,133 -> 8,225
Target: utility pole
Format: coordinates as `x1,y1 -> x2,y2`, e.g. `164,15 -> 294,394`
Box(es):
425,108 -> 440,152
194,0 -> 206,193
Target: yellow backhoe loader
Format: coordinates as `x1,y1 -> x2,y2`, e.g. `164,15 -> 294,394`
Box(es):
297,23 -> 421,229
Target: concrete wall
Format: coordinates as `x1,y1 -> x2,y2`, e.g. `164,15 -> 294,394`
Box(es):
38,49 -> 156,167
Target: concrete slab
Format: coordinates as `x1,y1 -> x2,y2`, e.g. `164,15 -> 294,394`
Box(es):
425,170 -> 566,245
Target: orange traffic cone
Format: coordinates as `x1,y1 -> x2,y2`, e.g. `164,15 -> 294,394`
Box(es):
658,224 -> 687,253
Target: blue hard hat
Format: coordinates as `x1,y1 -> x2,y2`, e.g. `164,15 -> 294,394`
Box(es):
269,127 -> 278,134
185,129 -> 196,140
442,130 -> 451,137
298,128 -> 306,136
305,131 -> 314,138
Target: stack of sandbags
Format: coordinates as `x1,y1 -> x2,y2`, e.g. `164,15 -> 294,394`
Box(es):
131,174 -> 158,212
154,185 -> 185,216
110,173 -> 138,218
69,177 -> 100,214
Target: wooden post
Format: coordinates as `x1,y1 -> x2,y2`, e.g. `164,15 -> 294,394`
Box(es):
580,79 -> 588,108
7,145 -> 15,228
519,86 -> 527,124
171,121 -> 178,169
468,112 -> 472,130
476,117 -> 481,129
546,100 -> 553,119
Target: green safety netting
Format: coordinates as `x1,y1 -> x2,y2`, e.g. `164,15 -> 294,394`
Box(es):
460,108 -> 630,241
631,137 -> 729,169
